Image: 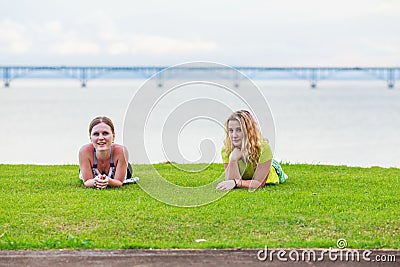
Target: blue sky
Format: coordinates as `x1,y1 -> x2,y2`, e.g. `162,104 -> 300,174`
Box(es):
0,0 -> 399,66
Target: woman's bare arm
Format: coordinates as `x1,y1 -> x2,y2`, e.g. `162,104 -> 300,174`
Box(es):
235,160 -> 272,190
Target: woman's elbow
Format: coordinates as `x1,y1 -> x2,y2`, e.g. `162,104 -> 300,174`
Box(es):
83,180 -> 93,188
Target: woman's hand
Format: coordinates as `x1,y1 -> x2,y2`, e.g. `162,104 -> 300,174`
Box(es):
229,148 -> 243,161
94,175 -> 109,189
216,180 -> 237,190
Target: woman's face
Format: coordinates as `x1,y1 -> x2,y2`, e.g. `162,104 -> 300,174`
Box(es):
228,119 -> 243,148
90,122 -> 114,152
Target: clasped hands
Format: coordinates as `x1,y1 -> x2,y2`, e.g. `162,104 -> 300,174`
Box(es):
94,174 -> 109,189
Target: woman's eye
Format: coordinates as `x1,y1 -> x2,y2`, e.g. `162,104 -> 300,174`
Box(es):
229,129 -> 233,133
93,133 -> 99,136
102,132 -> 109,136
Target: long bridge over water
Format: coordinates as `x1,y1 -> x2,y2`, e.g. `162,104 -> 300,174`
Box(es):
1,66 -> 399,88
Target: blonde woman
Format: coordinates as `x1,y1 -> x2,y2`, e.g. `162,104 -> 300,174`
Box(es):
216,110 -> 288,190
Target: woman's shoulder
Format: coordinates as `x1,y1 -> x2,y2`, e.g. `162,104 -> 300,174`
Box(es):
261,138 -> 270,144
79,144 -> 94,154
112,144 -> 129,157
260,138 -> 271,148
221,144 -> 229,154
221,145 -> 230,163
259,139 -> 273,162
78,144 -> 94,163
112,143 -> 126,152
112,144 -> 129,164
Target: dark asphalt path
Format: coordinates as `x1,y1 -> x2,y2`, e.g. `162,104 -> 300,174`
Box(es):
0,249 -> 398,267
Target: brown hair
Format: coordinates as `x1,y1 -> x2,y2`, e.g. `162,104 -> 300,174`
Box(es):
89,116 -> 115,136
224,110 -> 263,166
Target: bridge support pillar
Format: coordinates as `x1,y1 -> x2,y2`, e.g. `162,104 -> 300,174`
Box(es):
80,68 -> 87,88
3,67 -> 10,87
310,68 -> 318,89
387,69 -> 395,89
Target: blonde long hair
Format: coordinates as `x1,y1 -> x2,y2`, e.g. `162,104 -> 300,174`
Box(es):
224,110 -> 263,166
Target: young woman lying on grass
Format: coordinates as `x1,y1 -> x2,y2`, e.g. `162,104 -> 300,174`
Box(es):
79,116 -> 137,189
216,110 -> 288,191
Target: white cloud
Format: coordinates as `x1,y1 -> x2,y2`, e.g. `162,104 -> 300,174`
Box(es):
107,42 -> 130,55
43,20 -> 63,34
51,39 -> 101,55
32,20 -> 101,56
0,19 -> 101,56
0,19 -> 31,54
107,35 -> 218,55
374,0 -> 400,15
1,0 -> 399,65
95,16 -> 218,56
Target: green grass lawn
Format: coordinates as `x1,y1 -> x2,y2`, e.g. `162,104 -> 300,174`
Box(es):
0,163 -> 399,249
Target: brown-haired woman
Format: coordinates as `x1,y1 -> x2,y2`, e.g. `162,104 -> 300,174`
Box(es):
79,116 -> 137,188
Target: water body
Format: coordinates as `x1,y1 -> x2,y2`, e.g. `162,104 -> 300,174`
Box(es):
0,79 -> 399,168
